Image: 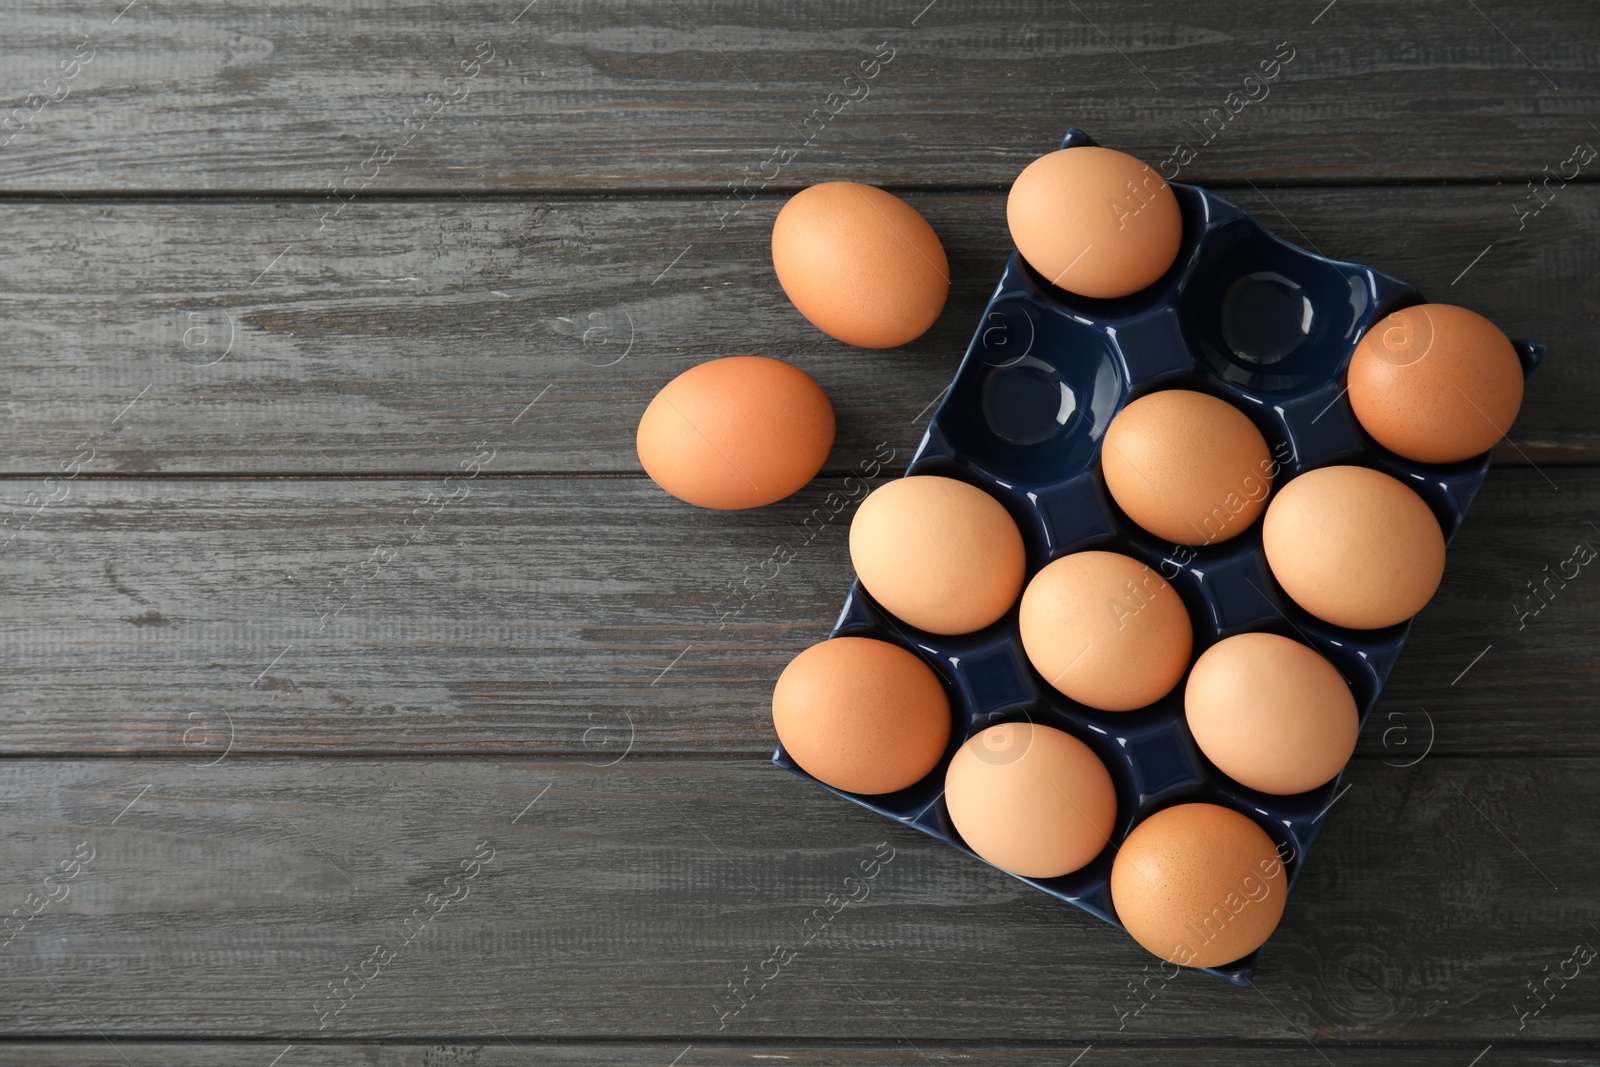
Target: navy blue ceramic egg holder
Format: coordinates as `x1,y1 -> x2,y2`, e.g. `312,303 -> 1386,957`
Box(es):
772,128 -> 1543,985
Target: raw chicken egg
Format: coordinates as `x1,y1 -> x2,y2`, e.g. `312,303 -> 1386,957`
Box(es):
1110,802 -> 1288,968
945,722 -> 1117,879
636,356 -> 834,510
1262,465 -> 1445,630
1007,147 -> 1183,300
1348,303 -> 1525,464
1101,389 -> 1274,545
771,182 -> 949,348
772,636 -> 951,795
1184,632 -> 1358,795
1019,550 -> 1193,711
849,475 -> 1027,635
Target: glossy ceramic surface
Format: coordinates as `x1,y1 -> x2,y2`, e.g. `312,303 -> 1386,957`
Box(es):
773,128 -> 1544,985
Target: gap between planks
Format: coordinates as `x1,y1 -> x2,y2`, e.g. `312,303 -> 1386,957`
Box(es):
1,174 -> 1599,204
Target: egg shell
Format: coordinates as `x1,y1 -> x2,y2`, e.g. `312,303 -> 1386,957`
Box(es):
1110,802 -> 1288,968
1184,632 -> 1358,795
771,182 -> 949,349
944,722 -> 1117,879
1348,303 -> 1524,464
1261,465 -> 1445,630
771,636 -> 952,795
1101,389 -> 1274,545
1006,146 -> 1184,300
849,476 -> 1028,635
636,356 -> 835,510
1018,550 -> 1194,711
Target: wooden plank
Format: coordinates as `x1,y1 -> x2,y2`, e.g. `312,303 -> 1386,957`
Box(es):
0,755 -> 1594,1040
1,467 -> 1594,756
0,1 -> 1595,192
0,1043 -> 1588,1066
0,186 -> 1592,476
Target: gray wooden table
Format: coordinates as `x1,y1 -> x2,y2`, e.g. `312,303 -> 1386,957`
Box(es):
2,2 -> 1597,1064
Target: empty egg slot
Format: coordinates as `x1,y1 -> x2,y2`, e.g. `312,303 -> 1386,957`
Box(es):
935,302 -> 1128,487
1177,216 -> 1378,395
1222,271 -> 1314,365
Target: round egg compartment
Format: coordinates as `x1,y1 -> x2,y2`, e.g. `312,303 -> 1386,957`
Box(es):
846,472 -> 1032,639
1006,131 -> 1204,315
933,301 -> 1129,501
930,704 -> 1138,901
1173,210 -> 1387,400
1179,619 -> 1381,797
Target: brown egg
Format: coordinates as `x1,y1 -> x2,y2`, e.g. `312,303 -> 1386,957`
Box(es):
772,637 -> 951,795
1102,389 -> 1274,545
1261,465 -> 1445,630
849,476 -> 1027,635
1006,147 -> 1184,300
1110,803 -> 1288,968
771,182 -> 949,349
1348,304 -> 1524,464
944,722 -> 1117,879
1185,633 -> 1358,795
1019,550 -> 1193,711
636,356 -> 834,510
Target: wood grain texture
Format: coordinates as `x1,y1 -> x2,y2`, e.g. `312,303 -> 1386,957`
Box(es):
0,1044 -> 1591,1067
1,467 -> 1593,757
0,186 -> 1592,476
2,0 -> 1596,1054
1,0 -> 1595,192
0,756 -> 1594,1041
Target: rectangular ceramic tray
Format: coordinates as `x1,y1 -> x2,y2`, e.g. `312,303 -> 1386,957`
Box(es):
773,127 -> 1543,985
